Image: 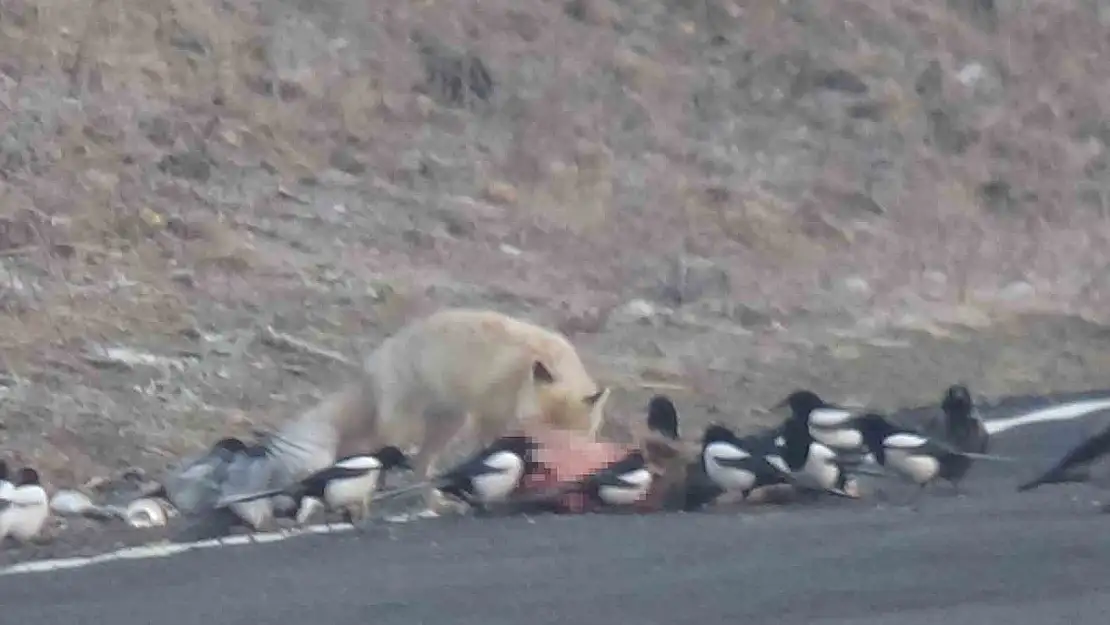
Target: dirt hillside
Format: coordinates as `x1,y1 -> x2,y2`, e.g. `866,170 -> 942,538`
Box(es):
1,0 -> 1110,491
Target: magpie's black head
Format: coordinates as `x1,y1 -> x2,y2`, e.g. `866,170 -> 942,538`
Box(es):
0,459 -> 8,481
942,384 -> 974,420
647,395 -> 680,440
15,467 -> 40,487
775,390 -> 827,422
212,437 -> 248,454
702,423 -> 738,446
374,445 -> 412,471
854,413 -> 895,446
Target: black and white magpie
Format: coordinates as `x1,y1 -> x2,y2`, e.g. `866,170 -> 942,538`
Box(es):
775,416 -> 880,499
434,435 -> 542,510
855,413 -> 1014,503
0,467 -> 50,544
217,446 -> 412,525
700,423 -> 796,499
775,389 -> 870,455
1017,421 -> 1110,493
576,449 -> 656,508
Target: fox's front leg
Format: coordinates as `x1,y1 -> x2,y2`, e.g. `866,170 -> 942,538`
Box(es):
414,406 -> 469,517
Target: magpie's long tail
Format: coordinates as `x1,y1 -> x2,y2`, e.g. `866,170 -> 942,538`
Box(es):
1017,467 -> 1090,492
215,487 -> 289,508
771,464 -> 859,500
960,451 -> 1018,462
823,487 -> 859,499
365,477 -> 468,504
841,463 -> 888,477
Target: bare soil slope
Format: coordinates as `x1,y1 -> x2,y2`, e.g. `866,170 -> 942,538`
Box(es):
1,0 -> 1109,494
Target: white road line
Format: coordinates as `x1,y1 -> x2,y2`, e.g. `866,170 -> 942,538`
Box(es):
5,397 -> 1110,578
984,398 -> 1110,435
0,515 -> 426,578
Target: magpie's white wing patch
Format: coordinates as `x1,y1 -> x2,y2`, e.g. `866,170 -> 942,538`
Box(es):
809,408 -> 854,427
335,456 -> 382,471
884,433 -> 929,449
483,451 -> 524,473
765,455 -> 789,473
598,469 -> 653,505
807,442 -> 838,463
704,442 -> 750,460
811,427 -> 863,450
617,468 -> 653,489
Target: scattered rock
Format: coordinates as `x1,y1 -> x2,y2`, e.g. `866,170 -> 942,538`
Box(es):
979,178 -> 1016,214
732,302 -> 775,329
841,276 -> 872,297
50,490 -> 129,523
955,63 -> 985,88
565,0 -> 619,27
483,180 -> 519,206
170,269 -> 196,288
506,10 -> 543,42
924,271 -> 947,286
612,48 -> 665,92
946,0 -> 997,32
83,345 -> 192,373
922,271 -> 948,299
164,215 -> 206,240
50,490 -> 98,516
328,146 -> 366,176
927,108 -> 978,155
954,61 -> 1002,100
811,68 -> 868,94
557,304 -> 612,336
660,255 -> 731,306
158,149 -> 211,182
997,280 -> 1035,302
614,299 -> 660,324
847,101 -> 885,121
434,207 -> 476,238
915,60 -> 944,102
124,498 -> 173,529
413,32 -> 494,108
690,299 -> 774,329
140,116 -> 177,148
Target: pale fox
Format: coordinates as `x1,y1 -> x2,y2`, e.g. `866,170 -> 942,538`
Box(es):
261,308 -> 611,514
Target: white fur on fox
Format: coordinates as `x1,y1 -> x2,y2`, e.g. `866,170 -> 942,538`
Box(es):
261,309 -> 610,510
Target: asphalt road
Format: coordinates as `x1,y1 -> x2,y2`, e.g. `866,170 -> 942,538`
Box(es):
5,393 -> 1110,625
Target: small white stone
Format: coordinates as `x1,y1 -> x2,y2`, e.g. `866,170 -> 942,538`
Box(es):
842,276 -> 871,296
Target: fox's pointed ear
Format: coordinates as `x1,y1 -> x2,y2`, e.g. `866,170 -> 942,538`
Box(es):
532,361 -> 555,384
584,388 -> 606,406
